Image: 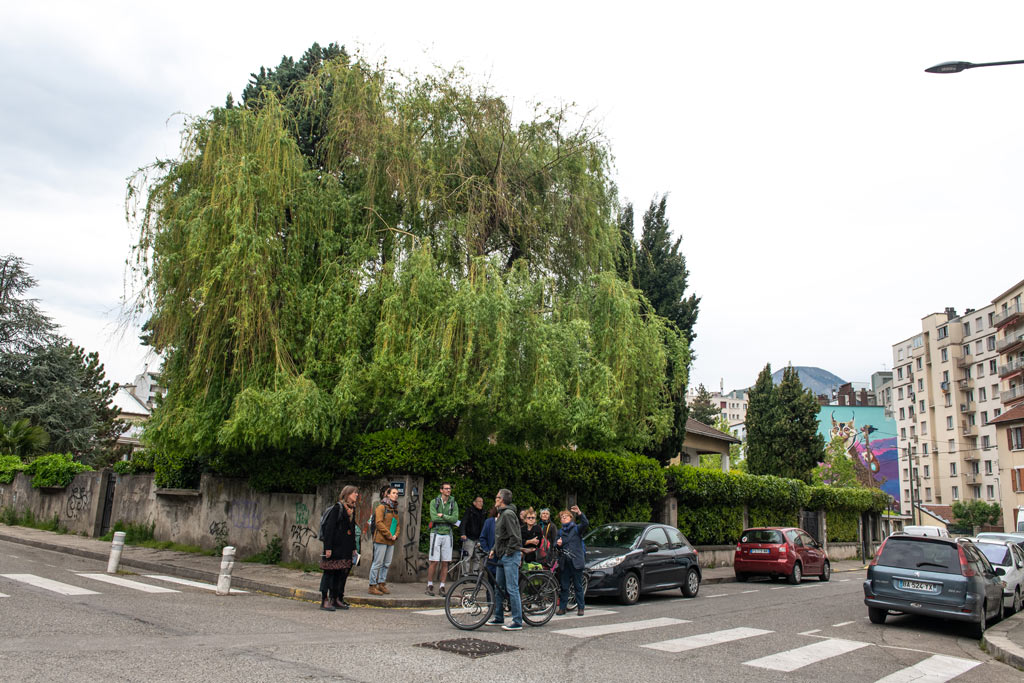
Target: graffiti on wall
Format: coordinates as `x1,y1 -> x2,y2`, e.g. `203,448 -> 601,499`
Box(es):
403,484 -> 427,579
294,502 -> 310,526
65,486 -> 91,520
228,499 -> 262,530
290,524 -> 316,554
817,406 -> 899,504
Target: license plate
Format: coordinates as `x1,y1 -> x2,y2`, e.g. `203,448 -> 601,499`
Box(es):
899,579 -> 937,592
749,549 -> 769,554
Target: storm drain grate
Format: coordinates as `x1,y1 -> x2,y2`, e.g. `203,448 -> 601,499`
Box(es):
416,637 -> 521,659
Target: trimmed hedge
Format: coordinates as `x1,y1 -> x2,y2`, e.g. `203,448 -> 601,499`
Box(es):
24,453 -> 92,488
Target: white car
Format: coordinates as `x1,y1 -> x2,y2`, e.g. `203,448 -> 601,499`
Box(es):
971,538 -> 1024,616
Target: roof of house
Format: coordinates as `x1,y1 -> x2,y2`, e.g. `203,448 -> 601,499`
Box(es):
112,386 -> 151,417
685,418 -> 741,444
918,504 -> 953,525
990,403 -> 1024,425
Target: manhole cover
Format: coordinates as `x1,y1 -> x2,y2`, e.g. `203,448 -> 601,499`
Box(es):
416,637 -> 521,658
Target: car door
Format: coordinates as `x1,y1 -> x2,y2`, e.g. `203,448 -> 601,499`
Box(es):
666,526 -> 695,586
798,530 -> 824,575
639,526 -> 673,589
1011,545 -> 1024,601
785,529 -> 807,572
965,544 -> 1002,618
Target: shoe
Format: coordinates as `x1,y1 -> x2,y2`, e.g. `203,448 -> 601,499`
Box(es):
332,598 -> 349,610
368,585 -> 382,595
439,585 -> 446,597
487,618 -> 504,626
320,596 -> 335,611
577,607 -> 585,616
377,583 -> 390,595
555,608 -> 566,616
425,586 -> 435,596
501,623 -> 523,631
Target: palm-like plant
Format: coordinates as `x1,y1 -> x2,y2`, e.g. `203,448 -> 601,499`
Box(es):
0,418 -> 49,458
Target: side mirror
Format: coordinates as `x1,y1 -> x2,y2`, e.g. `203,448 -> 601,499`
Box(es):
995,567 -> 1006,576
643,542 -> 659,554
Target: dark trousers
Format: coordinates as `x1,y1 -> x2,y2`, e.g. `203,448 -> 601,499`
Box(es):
320,569 -> 349,599
559,565 -> 585,610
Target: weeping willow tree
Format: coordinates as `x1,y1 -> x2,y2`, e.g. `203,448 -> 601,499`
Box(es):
126,51 -> 689,485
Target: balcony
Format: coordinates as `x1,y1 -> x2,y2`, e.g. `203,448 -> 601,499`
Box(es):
999,357 -> 1024,378
956,354 -> 970,369
961,421 -> 977,436
962,451 -> 980,462
963,472 -> 982,485
1003,384 -> 1024,404
996,332 -> 1024,355
958,378 -> 974,391
993,302 -> 1023,329
936,335 -> 955,349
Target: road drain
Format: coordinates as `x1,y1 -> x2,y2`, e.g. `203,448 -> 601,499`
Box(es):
416,637 -> 521,658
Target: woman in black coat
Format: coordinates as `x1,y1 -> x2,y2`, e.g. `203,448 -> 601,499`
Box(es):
320,485 -> 359,611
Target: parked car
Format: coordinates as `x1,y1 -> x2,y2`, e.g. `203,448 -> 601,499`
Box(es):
733,527 -> 830,584
582,522 -> 701,604
902,525 -> 949,538
969,538 -> 1024,616
975,532 -> 1024,550
863,535 -> 1004,638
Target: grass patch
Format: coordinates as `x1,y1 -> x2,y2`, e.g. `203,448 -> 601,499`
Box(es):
278,559 -> 322,573
1,506 -> 65,533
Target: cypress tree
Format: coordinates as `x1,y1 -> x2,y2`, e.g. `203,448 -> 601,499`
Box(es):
775,365 -> 825,482
744,364 -> 779,476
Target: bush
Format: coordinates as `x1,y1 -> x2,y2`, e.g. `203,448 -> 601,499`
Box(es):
0,454 -> 26,484
678,504 -> 744,545
826,508 -> 859,542
100,520 -> 156,544
245,535 -> 283,564
112,451 -> 157,475
153,450 -> 204,489
24,453 -> 92,488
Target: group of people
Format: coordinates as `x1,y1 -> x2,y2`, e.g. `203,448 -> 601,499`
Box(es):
318,481 -> 590,630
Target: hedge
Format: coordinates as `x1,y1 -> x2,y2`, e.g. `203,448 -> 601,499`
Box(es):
0,454 -> 25,484
24,453 -> 92,488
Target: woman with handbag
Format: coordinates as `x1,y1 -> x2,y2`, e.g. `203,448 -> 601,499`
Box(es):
320,485 -> 359,611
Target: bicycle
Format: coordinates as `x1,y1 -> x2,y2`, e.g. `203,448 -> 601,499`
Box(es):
444,548 -> 559,630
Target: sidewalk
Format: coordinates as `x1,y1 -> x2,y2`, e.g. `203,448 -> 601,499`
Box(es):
0,524 -> 866,609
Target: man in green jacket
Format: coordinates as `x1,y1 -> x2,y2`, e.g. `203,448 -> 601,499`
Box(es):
426,482 -> 459,596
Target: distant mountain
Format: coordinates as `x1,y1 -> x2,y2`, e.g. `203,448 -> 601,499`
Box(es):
769,366 -> 846,397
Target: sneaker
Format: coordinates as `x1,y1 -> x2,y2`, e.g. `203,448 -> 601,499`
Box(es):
439,585 -> 446,597
577,607 -> 585,616
368,585 -> 382,595
425,586 -> 435,596
487,618 -> 504,626
501,623 -> 523,631
377,583 -> 390,594
555,608 -> 566,616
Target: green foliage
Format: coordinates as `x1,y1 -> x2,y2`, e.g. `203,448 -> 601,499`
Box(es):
748,505 -> 798,529
0,454 -> 25,484
677,504 -> 744,546
689,384 -> 719,426
245,535 -> 283,564
113,450 -> 156,475
100,520 -> 156,544
112,460 -> 132,474
745,363 -> 824,482
24,453 -> 92,488
0,253 -> 58,352
952,500 -> 1002,529
811,436 -> 862,488
0,418 -> 49,458
153,449 -> 204,489
0,506 -> 63,532
825,508 -> 859,542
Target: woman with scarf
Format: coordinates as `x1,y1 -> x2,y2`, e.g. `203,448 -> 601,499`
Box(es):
520,508 -> 542,565
537,508 -> 558,568
320,485 -> 359,611
368,485 -> 400,595
555,504 -> 589,616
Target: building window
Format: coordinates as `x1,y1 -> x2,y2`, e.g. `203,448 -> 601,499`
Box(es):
916,358 -> 923,370
952,486 -> 960,500
994,407 -> 1002,418
1012,426 -> 1024,451
977,363 -> 985,378
980,387 -> 987,402
898,348 -> 905,361
963,344 -> 971,357
973,485 -> 981,499
945,394 -> 953,407
971,461 -> 980,474
923,465 -> 930,477
950,462 -> 958,476
904,488 -> 911,501
987,485 -> 995,499
923,443 -> 929,454
967,389 -> 974,402
922,422 -> 928,435
946,416 -> 954,430
964,321 -> 971,335
985,460 -> 993,474
901,427 -> 907,439
925,487 -> 932,501
918,379 -> 924,391
898,367 -> 903,380
948,438 -> 956,453
983,435 -> 991,449
919,400 -> 925,413
981,411 -> 988,424
976,317 -> 983,331
898,387 -> 904,400
976,340 -> 983,353
968,413 -> 976,426
899,407 -> 905,419
989,312 -> 995,326
990,360 -> 997,374
942,370 -> 950,382
902,467 -> 909,479
938,326 -> 948,339
988,335 -> 996,351
941,348 -> 948,362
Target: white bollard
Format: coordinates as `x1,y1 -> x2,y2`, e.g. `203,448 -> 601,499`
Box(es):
216,546 -> 236,595
106,531 -> 126,574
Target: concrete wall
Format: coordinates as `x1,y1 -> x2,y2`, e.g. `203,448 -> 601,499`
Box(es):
0,470 -> 109,537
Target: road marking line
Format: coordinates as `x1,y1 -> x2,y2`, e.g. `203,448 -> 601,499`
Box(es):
799,629 -> 821,635
744,638 -> 869,672
770,586 -> 786,590
0,573 -> 99,596
873,654 -> 980,683
831,621 -> 855,627
706,593 -> 728,598
553,617 -> 688,638
741,590 -> 759,594
0,591 -> 8,598
144,575 -> 247,593
77,573 -> 180,593
840,579 -> 851,582
643,627 -> 773,653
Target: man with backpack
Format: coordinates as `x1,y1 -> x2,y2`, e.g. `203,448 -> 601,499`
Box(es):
425,482 -> 459,596
488,488 -> 523,631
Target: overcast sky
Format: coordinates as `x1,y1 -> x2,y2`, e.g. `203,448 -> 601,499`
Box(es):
3,2 -> 1023,395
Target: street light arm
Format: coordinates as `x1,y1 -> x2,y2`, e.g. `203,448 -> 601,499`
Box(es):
926,59 -> 1024,74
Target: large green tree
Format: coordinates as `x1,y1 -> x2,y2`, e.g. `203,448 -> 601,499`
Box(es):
744,364 -> 779,477
0,254 -> 57,353
745,364 -> 824,482
126,48 -> 690,483
689,384 -> 719,426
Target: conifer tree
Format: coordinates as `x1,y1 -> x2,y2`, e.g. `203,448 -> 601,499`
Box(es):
689,383 -> 719,426
775,365 -> 825,482
744,364 -> 779,476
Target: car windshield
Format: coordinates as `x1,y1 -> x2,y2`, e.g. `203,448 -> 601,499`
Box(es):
877,539 -> 960,574
584,525 -> 643,549
740,529 -> 784,544
975,543 -> 1010,566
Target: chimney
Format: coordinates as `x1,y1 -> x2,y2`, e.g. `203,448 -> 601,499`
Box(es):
945,307 -> 957,320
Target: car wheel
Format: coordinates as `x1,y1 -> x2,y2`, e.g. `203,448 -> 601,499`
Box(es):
787,562 -> 802,585
970,601 -> 988,639
682,567 -> 700,598
867,607 -> 887,624
1013,587 -> 1022,616
735,572 -> 749,582
618,572 -> 640,605
819,561 -> 831,582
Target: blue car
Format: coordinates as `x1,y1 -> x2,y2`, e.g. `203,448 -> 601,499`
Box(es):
863,535 -> 1004,638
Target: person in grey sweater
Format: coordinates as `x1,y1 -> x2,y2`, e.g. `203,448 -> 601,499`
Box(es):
488,488 -> 523,630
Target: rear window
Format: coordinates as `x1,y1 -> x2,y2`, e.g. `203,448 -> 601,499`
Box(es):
741,530 -> 784,544
975,543 -> 1010,566
877,538 -> 960,574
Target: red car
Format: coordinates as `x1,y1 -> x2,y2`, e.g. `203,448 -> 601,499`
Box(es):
734,527 -> 831,584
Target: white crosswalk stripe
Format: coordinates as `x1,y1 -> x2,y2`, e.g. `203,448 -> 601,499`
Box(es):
77,573 -> 180,593
744,637 -> 869,671
553,617 -> 688,639
0,591 -> 8,598
643,627 -> 773,653
873,655 -> 980,683
144,575 -> 247,593
0,573 -> 99,596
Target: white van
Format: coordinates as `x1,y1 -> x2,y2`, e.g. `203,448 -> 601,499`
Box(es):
902,525 -> 950,538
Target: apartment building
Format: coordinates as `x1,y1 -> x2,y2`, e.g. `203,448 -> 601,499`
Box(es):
891,304 -> 1001,517
685,386 -> 748,427
991,279 -> 1024,530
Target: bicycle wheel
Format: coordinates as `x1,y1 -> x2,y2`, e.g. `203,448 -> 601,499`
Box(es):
567,572 -> 589,610
445,576 -> 496,630
520,572 -> 558,626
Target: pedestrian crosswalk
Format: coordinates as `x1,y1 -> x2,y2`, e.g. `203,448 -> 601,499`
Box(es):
0,571 -> 244,597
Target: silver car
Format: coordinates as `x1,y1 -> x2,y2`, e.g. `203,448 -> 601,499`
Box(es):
970,538 -> 1024,616
863,535 -> 1004,638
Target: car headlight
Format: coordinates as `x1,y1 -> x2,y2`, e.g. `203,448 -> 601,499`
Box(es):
591,555 -> 626,570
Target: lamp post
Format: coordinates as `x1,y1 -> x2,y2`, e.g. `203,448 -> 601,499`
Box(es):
925,59 -> 1024,74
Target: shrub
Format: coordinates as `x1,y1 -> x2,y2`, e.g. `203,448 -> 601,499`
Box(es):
24,453 -> 92,488
112,451 -> 157,475
245,535 -> 283,564
0,454 -> 26,484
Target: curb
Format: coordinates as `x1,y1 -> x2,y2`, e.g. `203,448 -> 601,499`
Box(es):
983,611 -> 1024,671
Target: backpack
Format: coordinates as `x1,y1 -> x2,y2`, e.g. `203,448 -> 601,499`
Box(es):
317,503 -> 338,541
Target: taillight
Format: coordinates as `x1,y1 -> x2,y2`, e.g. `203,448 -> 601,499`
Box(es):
957,544 -> 976,577
869,538 -> 888,566
778,544 -> 788,554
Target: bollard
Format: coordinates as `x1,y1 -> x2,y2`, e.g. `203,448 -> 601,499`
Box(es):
106,531 -> 126,573
216,546 -> 236,595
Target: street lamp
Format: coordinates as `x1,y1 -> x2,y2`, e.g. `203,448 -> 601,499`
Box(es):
925,59 -> 1024,74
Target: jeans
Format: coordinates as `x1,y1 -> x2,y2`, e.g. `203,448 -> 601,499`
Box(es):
493,551 -> 522,625
559,565 -> 585,610
461,538 -> 479,576
370,543 -> 395,584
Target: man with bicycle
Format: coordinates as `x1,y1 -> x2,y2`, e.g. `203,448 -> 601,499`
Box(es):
488,488 -> 523,631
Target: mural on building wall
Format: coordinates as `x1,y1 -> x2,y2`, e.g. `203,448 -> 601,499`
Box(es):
816,406 -> 899,505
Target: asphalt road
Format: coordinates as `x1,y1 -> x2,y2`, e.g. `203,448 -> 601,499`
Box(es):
1,539 -> 1020,682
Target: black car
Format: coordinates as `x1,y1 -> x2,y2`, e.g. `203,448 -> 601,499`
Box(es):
583,522 -> 701,604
